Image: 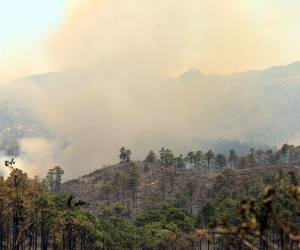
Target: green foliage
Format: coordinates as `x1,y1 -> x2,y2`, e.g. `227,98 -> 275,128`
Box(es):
135,205 -> 194,249
204,150 -> 215,168
228,149 -> 239,167
215,198 -> 239,225
173,191 -> 189,209
3,140 -> 300,249
119,147 -> 131,164
145,150 -> 156,164
162,206 -> 194,232
0,165 -> 101,249
44,166 -> 64,193
99,204 -> 137,249
137,221 -> 174,249
174,154 -> 186,170
159,147 -> 174,166
195,170 -> 300,249
146,142 -> 300,171
215,154 -> 227,169
197,202 -> 216,226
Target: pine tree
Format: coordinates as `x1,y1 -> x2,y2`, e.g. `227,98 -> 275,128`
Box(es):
159,148 -> 174,166
215,154 -> 227,169
185,151 -> 195,168
119,147 -> 131,164
265,149 -> 274,166
145,150 -> 156,165
228,149 -> 239,168
194,151 -> 203,169
53,166 -> 64,193
184,179 -> 198,214
45,169 -> 55,192
174,154 -> 186,170
204,150 -> 215,169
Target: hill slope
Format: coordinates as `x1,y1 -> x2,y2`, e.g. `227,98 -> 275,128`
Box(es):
61,162 -> 300,214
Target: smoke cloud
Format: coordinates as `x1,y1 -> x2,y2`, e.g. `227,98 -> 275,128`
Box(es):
2,0 -> 300,179
47,0 -> 300,75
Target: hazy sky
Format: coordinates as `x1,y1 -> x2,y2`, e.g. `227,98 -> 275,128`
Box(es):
0,0 -> 69,82
0,0 -> 67,44
1,0 -> 300,82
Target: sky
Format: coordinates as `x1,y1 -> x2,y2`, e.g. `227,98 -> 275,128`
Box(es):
0,0 -> 67,44
1,0 -> 300,82
0,0 -> 69,82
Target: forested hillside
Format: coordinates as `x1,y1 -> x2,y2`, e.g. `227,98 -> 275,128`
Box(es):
1,144 -> 300,249
60,144 -> 300,249
62,144 -> 300,213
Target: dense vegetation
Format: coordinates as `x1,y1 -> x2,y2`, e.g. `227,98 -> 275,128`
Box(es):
0,160 -> 100,250
153,143 -> 300,170
1,143 -> 300,249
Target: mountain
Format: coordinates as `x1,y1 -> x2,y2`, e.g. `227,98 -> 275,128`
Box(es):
178,61 -> 300,84
179,68 -> 204,81
1,62 -> 300,175
0,100 -> 48,156
177,61 -> 300,145
0,70 -> 92,155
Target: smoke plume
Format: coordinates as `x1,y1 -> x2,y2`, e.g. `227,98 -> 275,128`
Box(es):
2,0 -> 300,178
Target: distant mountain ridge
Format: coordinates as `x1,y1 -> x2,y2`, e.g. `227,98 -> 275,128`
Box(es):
175,61 -> 300,146
179,61 -> 300,80
1,61 -> 300,163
